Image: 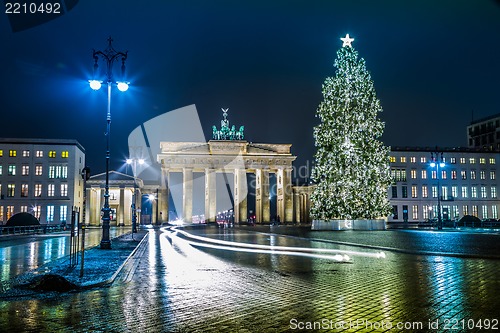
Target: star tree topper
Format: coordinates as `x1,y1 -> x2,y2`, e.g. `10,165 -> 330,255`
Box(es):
340,33 -> 354,47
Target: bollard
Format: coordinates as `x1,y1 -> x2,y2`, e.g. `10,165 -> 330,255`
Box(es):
80,225 -> 86,278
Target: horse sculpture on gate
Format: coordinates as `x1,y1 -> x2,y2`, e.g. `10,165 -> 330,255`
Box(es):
212,108 -> 245,141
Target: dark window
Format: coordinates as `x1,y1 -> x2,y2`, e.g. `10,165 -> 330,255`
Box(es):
402,186 -> 408,198
391,186 -> 398,198
392,205 -> 398,219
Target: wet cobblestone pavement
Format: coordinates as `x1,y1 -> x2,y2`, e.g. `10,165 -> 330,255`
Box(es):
1,226 -> 499,332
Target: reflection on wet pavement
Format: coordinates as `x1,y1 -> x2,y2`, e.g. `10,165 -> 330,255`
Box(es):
1,226 -> 499,332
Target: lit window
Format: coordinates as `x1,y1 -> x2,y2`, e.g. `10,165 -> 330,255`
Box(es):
470,170 -> 476,180
6,206 -> 14,220
491,171 -> 496,180
22,150 -> 30,157
469,158 -> 476,164
7,184 -> 15,197
420,157 -> 426,163
471,187 -> 477,198
492,187 -> 497,199
0,150 -> 3,157
47,205 -> 55,222
411,185 -> 417,198
432,186 -> 438,198
463,205 -> 469,216
482,205 -> 488,219
442,186 -> 448,198
20,206 -> 28,213
48,184 -> 55,197
480,158 -> 486,164
60,184 -> 68,196
49,166 -> 55,179
390,156 -> 396,163
490,158 -> 496,165
421,170 -> 427,179
48,151 -> 56,158
400,157 -> 406,163
60,206 -> 68,222
34,184 -> 42,197
35,165 -> 43,176
451,186 -> 458,198
493,206 -> 498,219
22,165 -> 29,176
460,157 -> 466,164
423,205 -> 429,219
451,170 -> 457,180
8,165 -> 16,176
9,150 -> 16,157
480,170 -> 486,180
0,166 -> 2,175
32,205 -> 41,219
62,166 -> 68,179
21,184 -> 28,197
450,157 -> 456,164
461,170 -> 467,180
36,150 -> 43,157
61,151 -> 69,158
422,186 -> 428,198
410,157 -> 416,163
412,205 -> 418,220
461,186 -> 468,198
452,206 -> 459,220
481,186 -> 487,198
410,170 -> 417,179
441,170 -> 447,179
431,170 -> 437,179
472,205 -> 478,217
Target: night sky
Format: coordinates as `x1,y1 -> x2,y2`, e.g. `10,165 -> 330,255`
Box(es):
1,0 -> 500,179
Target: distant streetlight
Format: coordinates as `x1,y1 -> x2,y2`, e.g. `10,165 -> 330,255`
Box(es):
90,37 -> 129,249
126,158 -> 144,234
430,151 -> 445,230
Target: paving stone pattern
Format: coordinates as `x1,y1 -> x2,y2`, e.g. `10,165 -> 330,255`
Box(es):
1,227 -> 499,332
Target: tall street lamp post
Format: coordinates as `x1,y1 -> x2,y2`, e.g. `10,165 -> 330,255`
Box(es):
126,158 -> 144,234
90,37 -> 129,249
430,151 -> 445,230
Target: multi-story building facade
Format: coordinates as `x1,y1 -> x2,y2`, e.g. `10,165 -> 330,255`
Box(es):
0,138 -> 85,225
467,113 -> 500,150
389,147 -> 499,224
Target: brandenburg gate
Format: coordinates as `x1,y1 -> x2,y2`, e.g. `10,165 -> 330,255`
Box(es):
157,109 -> 297,223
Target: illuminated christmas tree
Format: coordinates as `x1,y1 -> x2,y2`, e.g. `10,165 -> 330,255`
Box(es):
311,34 -> 392,220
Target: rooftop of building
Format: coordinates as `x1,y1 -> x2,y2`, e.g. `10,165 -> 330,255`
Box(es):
468,112 -> 500,126
391,146 -> 500,153
0,138 -> 85,152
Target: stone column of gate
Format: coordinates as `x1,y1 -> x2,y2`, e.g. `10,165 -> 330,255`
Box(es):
159,167 -> 169,223
204,168 -> 217,223
284,168 -> 293,222
255,169 -> 270,222
294,191 -> 301,224
234,168 -> 248,223
255,169 -> 263,222
262,169 -> 270,222
277,168 -> 293,222
183,168 -> 194,222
